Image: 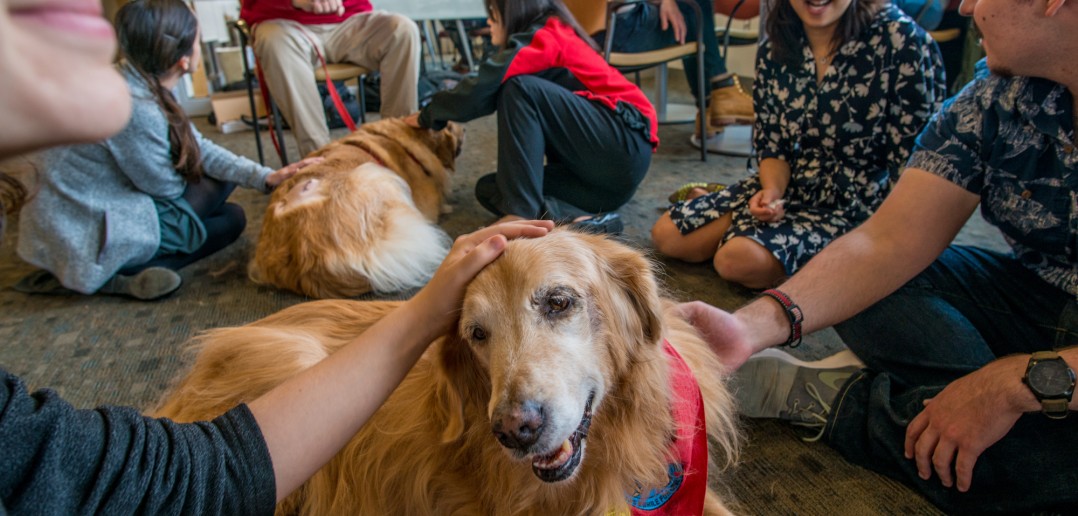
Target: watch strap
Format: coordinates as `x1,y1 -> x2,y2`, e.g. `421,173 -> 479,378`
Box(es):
1042,398 -> 1070,419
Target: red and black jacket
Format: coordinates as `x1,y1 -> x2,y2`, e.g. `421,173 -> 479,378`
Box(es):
419,16 -> 658,149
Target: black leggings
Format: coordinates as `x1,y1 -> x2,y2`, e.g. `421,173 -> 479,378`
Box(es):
122,177 -> 246,274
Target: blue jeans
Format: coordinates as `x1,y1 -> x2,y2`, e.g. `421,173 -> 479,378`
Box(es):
593,0 -> 727,102
830,245 -> 1078,512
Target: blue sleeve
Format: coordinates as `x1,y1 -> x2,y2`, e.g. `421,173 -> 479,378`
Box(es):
905,76 -> 991,195
0,370 -> 276,515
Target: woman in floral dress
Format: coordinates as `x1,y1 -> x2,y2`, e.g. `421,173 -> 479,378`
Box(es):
651,0 -> 946,289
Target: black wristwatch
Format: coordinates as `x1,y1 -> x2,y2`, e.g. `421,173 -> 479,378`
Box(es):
1022,351 -> 1076,419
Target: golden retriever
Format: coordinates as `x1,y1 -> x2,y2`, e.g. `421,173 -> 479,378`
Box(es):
249,118 -> 464,298
155,229 -> 740,514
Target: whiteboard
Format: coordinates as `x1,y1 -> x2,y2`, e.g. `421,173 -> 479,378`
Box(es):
370,0 -> 487,20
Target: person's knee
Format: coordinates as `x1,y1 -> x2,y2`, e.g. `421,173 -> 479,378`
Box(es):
252,22 -> 308,60
383,14 -> 421,47
217,203 -> 247,242
712,238 -> 784,288
651,215 -> 712,262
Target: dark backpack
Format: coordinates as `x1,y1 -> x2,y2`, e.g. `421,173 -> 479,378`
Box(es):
318,80 -> 363,130
359,70 -> 465,114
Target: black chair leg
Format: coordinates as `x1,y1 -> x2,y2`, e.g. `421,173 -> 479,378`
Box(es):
697,41 -> 707,162
270,98 -> 289,166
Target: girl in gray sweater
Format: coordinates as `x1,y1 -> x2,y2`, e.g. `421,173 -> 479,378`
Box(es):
16,0 -> 319,300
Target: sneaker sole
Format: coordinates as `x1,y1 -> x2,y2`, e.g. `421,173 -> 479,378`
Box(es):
749,348 -> 865,369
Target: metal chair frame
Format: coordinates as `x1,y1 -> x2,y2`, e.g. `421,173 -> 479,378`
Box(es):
602,0 -> 708,162
232,20 -> 368,166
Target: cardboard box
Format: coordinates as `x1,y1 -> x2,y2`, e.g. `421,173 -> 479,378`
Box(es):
209,90 -> 267,132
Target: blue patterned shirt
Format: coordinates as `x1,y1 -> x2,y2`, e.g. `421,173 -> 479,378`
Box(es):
907,64 -> 1078,295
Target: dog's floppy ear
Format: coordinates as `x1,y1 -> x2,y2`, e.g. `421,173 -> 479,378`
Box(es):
433,332 -> 489,443
592,236 -> 665,348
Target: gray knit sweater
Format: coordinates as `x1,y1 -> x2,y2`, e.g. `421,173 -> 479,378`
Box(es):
17,65 -> 273,293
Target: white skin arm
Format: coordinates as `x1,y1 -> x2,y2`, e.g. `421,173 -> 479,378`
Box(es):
686,168 -> 980,370
905,347 -> 1078,493
247,220 -> 554,501
748,157 -> 791,223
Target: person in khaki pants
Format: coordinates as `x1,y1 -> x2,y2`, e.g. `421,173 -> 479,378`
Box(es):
241,0 -> 420,155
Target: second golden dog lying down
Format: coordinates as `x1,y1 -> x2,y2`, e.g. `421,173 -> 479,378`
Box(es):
155,230 -> 741,515
249,118 -> 464,298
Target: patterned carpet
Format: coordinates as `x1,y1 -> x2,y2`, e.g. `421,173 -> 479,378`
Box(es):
1,89 -> 1007,513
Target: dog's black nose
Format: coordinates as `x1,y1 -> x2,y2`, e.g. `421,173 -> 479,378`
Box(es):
492,400 -> 545,450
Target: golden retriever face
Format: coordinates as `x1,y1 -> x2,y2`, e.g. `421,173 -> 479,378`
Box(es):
455,230 -> 669,483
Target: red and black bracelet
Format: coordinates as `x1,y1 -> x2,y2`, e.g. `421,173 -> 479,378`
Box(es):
760,288 -> 803,348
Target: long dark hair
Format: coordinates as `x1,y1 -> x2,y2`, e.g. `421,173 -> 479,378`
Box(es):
765,0 -> 885,66
486,0 -> 598,51
114,0 -> 204,183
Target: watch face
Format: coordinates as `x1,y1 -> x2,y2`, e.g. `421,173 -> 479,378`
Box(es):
1029,359 -> 1076,397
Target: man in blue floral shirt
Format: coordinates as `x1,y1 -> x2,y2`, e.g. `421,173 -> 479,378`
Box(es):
678,0 -> 1077,511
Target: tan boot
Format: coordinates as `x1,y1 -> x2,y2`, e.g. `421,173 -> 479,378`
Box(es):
708,75 -> 754,127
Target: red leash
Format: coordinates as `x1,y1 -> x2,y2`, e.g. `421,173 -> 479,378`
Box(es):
249,21 -> 358,161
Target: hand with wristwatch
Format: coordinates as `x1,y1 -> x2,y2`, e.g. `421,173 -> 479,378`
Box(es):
1022,350 -> 1077,419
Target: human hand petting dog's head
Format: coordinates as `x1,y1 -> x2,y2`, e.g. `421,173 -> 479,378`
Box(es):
412,220 -> 555,336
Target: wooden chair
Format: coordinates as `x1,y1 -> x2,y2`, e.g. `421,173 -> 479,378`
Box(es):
600,0 -> 708,162
232,20 -> 370,166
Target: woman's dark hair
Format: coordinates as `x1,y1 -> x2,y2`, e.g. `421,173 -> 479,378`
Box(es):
114,0 -> 204,183
486,0 -> 598,50
765,0 -> 885,66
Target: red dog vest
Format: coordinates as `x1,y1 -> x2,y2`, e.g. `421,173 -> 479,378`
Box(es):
626,340 -> 708,515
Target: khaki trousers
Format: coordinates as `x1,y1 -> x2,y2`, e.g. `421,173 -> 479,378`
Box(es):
252,12 -> 420,155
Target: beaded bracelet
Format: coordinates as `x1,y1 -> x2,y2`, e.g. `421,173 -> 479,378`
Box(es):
760,288 -> 803,348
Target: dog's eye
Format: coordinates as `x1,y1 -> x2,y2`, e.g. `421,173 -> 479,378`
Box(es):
548,296 -> 572,313
471,326 -> 487,341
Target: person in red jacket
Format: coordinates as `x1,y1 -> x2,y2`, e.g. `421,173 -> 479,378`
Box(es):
406,0 -> 655,234
241,0 -> 420,155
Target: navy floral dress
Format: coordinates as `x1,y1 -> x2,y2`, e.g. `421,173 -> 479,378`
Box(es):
669,4 -> 945,274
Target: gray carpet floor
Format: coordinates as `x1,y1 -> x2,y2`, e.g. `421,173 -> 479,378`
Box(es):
0,73 -> 1009,513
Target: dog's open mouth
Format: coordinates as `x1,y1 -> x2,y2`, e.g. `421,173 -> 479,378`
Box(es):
531,394 -> 594,483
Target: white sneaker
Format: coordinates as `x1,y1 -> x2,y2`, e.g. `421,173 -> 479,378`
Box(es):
689,125 -> 754,156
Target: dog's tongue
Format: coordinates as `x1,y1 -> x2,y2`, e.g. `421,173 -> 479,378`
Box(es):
532,439 -> 573,470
